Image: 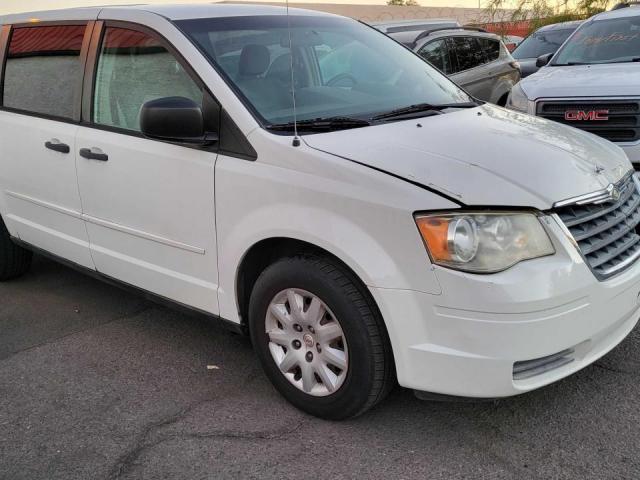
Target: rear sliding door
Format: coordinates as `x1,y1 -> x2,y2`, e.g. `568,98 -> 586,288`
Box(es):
0,22 -> 95,268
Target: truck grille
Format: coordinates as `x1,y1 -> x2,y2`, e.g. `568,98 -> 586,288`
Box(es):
555,173 -> 640,279
537,100 -> 640,143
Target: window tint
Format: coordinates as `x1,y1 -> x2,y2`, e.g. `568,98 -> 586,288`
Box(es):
3,25 -> 86,118
418,39 -> 453,74
450,36 -> 486,72
93,27 -> 202,132
478,38 -> 500,62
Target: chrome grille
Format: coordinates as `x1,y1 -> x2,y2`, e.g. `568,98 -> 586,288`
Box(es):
537,99 -> 640,143
555,173 -> 640,279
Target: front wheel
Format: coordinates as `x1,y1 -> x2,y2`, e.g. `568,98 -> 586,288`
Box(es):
249,255 -> 395,419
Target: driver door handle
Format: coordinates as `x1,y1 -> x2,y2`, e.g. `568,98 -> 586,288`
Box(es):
79,148 -> 109,162
44,139 -> 70,154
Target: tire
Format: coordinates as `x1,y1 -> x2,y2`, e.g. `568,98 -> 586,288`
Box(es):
249,254 -> 395,420
0,216 -> 32,281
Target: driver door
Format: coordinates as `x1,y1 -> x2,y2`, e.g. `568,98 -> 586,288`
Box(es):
75,23 -> 220,313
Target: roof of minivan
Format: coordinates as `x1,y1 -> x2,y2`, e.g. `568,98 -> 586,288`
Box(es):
0,3 -> 333,25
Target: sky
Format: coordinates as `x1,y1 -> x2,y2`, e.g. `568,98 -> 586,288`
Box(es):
0,0 -> 487,16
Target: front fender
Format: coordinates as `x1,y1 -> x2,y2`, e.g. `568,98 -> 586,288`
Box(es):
214,139 -> 457,324
490,74 -> 518,105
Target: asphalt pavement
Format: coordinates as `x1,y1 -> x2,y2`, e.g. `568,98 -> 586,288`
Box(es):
1,256 -> 639,480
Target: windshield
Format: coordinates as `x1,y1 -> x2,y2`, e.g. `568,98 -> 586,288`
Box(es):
512,28 -> 575,59
553,16 -> 640,65
176,15 -> 470,126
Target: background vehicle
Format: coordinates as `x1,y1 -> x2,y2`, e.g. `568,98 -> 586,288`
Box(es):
507,6 -> 640,165
0,5 -> 638,421
371,18 -> 461,46
502,34 -> 524,52
511,21 -> 583,77
391,26 -> 521,105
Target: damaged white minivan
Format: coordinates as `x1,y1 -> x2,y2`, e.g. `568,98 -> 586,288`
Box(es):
1,4 -> 639,419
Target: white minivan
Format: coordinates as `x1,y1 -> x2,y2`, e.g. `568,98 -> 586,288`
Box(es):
1,4 -> 639,419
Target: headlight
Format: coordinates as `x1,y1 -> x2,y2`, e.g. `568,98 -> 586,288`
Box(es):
506,83 -> 530,113
415,212 -> 555,273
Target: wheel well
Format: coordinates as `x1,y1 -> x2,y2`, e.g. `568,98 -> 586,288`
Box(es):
236,238 -> 369,328
236,237 -> 397,383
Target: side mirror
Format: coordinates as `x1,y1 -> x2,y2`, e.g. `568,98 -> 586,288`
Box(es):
535,53 -> 553,68
140,96 -> 218,145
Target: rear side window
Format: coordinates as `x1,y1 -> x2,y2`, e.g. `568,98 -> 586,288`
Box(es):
418,39 -> 453,74
478,38 -> 501,62
450,36 -> 486,72
93,27 -> 202,132
3,25 -> 86,119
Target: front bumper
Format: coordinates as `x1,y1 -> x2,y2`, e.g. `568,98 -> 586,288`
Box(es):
371,216 -> 640,398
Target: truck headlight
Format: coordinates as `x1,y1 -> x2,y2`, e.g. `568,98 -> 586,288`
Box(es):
415,212 -> 555,273
506,83 -> 530,113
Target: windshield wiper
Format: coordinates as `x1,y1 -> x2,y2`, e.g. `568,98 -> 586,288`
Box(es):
554,61 -> 591,66
371,102 -> 479,121
555,58 -> 640,66
606,57 -> 640,63
267,116 -> 371,132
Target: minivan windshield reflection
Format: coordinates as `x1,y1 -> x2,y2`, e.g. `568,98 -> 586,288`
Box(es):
553,16 -> 640,65
177,15 -> 472,129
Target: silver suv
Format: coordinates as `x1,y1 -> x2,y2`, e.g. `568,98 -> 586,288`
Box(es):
383,25 -> 521,105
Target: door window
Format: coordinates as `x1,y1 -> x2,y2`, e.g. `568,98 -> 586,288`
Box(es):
3,25 -> 86,119
478,38 -> 501,62
93,27 -> 202,132
450,36 -> 486,72
418,39 -> 453,74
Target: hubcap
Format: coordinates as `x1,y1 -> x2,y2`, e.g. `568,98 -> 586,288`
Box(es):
265,288 -> 349,397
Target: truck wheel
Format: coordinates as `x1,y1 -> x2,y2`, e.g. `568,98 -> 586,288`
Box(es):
0,216 -> 32,281
249,255 -> 395,419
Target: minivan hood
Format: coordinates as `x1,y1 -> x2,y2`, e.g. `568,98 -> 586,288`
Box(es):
303,104 -> 630,210
521,63 -> 640,99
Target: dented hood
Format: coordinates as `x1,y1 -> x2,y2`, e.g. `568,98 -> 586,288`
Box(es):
303,104 -> 631,210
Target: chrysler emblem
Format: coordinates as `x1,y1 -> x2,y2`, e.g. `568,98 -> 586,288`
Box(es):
610,186 -> 621,202
605,183 -> 621,202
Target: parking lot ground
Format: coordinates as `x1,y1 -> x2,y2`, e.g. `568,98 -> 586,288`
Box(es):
1,256 -> 640,480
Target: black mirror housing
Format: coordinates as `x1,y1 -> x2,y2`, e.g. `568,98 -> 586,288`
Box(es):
140,96 -> 217,145
536,53 -> 553,68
